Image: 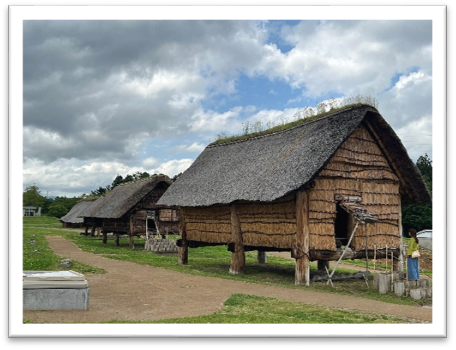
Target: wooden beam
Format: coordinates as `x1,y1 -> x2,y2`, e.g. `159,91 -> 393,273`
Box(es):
310,248 -> 400,260
178,210 -> 188,265
115,232 -> 120,246
295,190 -> 310,285
176,239 -> 223,248
229,204 -> 245,274
102,231 -> 107,245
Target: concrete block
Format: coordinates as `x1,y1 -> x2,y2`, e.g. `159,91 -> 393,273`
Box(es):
420,279 -> 430,288
408,280 -> 420,288
393,281 -> 406,296
376,273 -> 392,294
409,288 -> 423,300
23,270 -> 90,310
24,287 -> 90,310
425,287 -> 432,297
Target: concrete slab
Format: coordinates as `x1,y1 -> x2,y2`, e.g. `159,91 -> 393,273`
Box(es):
23,270 -> 90,310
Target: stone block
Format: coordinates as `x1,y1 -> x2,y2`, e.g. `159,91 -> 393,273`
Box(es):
409,288 -> 424,300
393,281 -> 406,296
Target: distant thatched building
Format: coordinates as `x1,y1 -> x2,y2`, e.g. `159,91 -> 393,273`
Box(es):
60,200 -> 96,228
82,175 -> 179,247
157,104 -> 431,284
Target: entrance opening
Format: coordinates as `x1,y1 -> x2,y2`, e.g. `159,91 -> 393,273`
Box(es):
335,203 -> 350,247
147,218 -> 158,234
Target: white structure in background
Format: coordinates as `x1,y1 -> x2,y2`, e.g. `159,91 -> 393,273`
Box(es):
417,229 -> 432,250
23,206 -> 41,216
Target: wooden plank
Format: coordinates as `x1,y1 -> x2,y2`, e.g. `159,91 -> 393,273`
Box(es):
295,190 -> 310,285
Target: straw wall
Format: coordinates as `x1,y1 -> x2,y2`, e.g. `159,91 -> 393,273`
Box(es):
183,206 -> 232,243
311,124 -> 401,251
236,195 -> 296,249
159,208 -> 179,222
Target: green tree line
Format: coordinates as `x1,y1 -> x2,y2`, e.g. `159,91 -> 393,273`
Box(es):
24,154 -> 431,232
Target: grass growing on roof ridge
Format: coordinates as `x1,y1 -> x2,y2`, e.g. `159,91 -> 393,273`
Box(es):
210,98 -> 378,147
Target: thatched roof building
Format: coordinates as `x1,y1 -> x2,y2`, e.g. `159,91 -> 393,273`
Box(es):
59,200 -> 96,228
82,175 -> 179,247
157,104 -> 431,284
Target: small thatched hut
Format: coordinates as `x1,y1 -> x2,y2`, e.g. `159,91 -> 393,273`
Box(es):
157,104 -> 431,284
60,200 -> 96,229
81,175 -> 179,247
78,197 -> 105,236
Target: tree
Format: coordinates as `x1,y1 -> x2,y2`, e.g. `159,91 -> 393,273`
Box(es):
133,171 -> 150,180
47,204 -> 68,218
23,184 -> 46,208
402,203 -> 432,234
416,154 -> 432,193
110,175 -> 124,189
172,173 -> 182,182
401,154 -> 432,234
90,186 -> 108,197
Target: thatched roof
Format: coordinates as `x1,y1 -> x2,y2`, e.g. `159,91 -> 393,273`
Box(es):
158,105 -> 431,207
60,200 -> 96,223
82,175 -> 172,219
77,196 -> 106,219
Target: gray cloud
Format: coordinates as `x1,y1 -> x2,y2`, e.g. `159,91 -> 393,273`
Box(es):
22,19 -> 434,196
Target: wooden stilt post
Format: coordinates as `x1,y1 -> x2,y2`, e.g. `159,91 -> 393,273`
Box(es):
115,232 -> 120,246
91,226 -> 95,237
129,214 -> 135,249
178,209 -> 188,265
364,224 -> 369,287
84,226 -> 89,235
295,190 -> 310,286
102,231 -> 107,244
257,251 -> 267,264
317,260 -> 329,271
229,204 -> 245,274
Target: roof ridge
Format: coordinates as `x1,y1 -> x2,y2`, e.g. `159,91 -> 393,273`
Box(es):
116,174 -> 164,187
208,104 -> 375,149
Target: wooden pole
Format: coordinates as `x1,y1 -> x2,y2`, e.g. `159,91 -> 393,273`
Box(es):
317,260 -> 329,271
178,210 -> 188,265
229,204 -> 245,274
385,245 -> 388,272
295,190 -> 310,286
364,224 -> 370,287
327,221 -> 359,285
373,245 -> 377,273
365,224 -> 369,272
102,231 -> 107,244
90,226 -> 95,237
257,251 -> 267,264
129,214 -> 135,249
115,232 -> 120,246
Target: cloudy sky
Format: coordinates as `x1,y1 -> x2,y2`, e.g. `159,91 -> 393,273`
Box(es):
22,16 -> 434,198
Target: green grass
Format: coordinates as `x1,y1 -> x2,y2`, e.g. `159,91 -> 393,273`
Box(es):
101,294 -> 414,324
210,99 -> 377,146
23,217 -> 429,323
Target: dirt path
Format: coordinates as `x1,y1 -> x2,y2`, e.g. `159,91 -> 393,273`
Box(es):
23,236 -> 432,323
